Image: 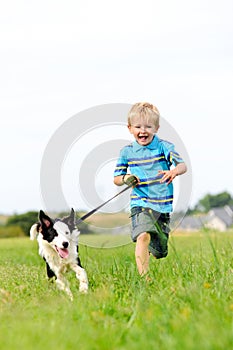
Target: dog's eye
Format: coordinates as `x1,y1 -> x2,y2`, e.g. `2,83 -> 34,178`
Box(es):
65,231 -> 69,235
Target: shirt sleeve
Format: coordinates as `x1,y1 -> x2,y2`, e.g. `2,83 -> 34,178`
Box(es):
161,141 -> 184,167
114,147 -> 128,177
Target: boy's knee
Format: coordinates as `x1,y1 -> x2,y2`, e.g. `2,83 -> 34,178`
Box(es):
137,232 -> 150,244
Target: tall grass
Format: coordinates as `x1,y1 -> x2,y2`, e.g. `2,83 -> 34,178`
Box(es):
0,232 -> 233,350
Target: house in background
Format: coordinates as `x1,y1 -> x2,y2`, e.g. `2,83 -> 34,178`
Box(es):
177,205 -> 233,232
204,206 -> 233,232
177,215 -> 204,232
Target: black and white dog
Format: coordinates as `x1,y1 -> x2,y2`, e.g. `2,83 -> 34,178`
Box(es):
30,208 -> 88,300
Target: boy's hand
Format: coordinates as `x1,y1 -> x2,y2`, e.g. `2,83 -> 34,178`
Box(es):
123,175 -> 139,187
158,163 -> 187,185
158,169 -> 178,185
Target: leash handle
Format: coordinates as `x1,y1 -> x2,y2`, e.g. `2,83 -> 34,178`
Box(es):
76,183 -> 134,225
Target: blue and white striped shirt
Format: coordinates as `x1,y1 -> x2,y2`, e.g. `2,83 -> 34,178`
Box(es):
114,135 -> 184,213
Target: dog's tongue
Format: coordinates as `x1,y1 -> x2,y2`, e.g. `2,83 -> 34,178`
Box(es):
57,248 -> 69,259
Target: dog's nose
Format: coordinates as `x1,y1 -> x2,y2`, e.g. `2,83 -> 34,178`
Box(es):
62,241 -> 69,249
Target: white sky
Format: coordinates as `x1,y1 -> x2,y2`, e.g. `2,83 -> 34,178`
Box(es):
0,0 -> 233,214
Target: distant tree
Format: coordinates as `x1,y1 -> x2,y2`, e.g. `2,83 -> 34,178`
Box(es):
6,211 -> 38,235
195,191 -> 233,212
0,226 -> 25,238
6,211 -> 92,236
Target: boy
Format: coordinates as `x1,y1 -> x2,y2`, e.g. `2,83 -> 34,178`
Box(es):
114,102 -> 187,276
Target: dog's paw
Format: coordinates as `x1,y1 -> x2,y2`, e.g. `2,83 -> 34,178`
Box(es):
79,283 -> 88,294
66,290 -> 74,301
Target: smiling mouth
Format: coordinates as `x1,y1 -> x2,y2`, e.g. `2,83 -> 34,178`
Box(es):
55,246 -> 69,259
138,135 -> 148,142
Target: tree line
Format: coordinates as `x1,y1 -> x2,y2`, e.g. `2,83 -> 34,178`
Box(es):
188,191 -> 233,214
0,211 -> 91,237
0,191 -> 232,237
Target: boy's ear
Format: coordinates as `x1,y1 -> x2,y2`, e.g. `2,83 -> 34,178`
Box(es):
153,124 -> 160,134
128,125 -> 133,134
39,210 -> 53,228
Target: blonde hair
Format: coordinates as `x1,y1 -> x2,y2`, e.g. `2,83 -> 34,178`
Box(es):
127,102 -> 160,128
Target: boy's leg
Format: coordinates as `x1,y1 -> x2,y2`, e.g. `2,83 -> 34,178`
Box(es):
148,215 -> 170,259
135,232 -> 150,275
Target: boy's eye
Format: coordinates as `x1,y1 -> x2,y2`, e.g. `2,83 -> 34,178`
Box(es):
133,125 -> 153,130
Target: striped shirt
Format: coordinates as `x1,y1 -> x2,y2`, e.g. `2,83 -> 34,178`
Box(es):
114,135 -> 184,213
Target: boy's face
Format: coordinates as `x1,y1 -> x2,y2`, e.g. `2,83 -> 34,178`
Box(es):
128,116 -> 159,146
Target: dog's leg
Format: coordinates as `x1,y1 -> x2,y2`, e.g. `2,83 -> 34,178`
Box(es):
71,264 -> 88,293
44,261 -> 56,280
76,245 -> 83,267
55,273 -> 73,301
76,256 -> 82,268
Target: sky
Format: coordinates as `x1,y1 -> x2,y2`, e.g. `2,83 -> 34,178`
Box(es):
0,0 -> 233,215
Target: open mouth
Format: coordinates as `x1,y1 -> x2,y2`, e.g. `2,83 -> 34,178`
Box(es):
138,135 -> 149,143
55,246 -> 69,259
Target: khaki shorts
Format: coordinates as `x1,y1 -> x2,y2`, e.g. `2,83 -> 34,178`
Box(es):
130,206 -> 170,259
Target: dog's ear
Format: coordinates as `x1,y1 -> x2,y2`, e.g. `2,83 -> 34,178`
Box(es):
67,208 -> 75,226
39,210 -> 53,228
69,208 -> 75,223
61,208 -> 76,229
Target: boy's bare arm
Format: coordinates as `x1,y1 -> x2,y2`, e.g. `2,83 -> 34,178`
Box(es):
114,175 -> 125,186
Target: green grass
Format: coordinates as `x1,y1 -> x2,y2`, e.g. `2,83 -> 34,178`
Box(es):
0,232 -> 233,350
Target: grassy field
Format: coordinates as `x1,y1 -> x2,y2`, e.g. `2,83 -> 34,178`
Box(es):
0,232 -> 233,350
